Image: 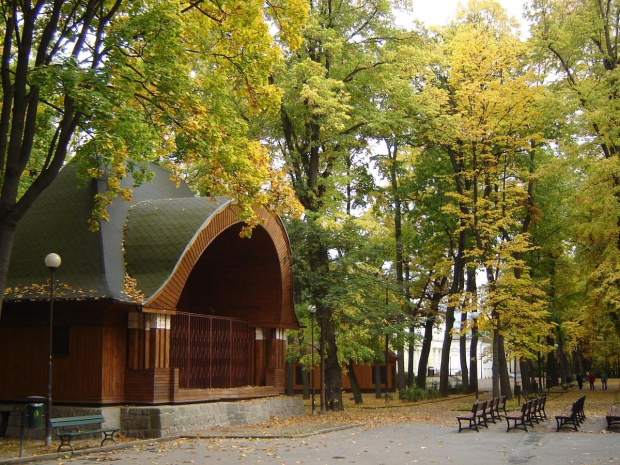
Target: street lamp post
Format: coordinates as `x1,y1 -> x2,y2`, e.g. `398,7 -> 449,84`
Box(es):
471,310 -> 479,402
308,305 -> 317,415
44,253 -> 61,447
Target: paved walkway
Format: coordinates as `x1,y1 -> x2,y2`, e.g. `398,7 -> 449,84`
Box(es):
2,412 -> 618,465
2,378 -> 617,465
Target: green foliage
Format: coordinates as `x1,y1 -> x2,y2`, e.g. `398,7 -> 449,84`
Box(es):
399,384 -> 440,401
1,0 -> 306,233
527,0 -> 620,357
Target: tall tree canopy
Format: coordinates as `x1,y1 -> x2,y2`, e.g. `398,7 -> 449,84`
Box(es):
0,0 -> 306,317
268,0 -> 420,409
528,0 -> 620,348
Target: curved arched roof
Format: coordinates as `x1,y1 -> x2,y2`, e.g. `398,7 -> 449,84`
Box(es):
5,162 -> 297,328
124,197 -> 230,299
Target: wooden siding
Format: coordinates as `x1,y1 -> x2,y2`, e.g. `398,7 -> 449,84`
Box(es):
0,303 -> 130,404
124,368 -> 177,404
255,339 -> 266,386
173,386 -> 280,403
101,325 -> 127,403
124,368 -> 280,404
292,361 -> 397,393
0,326 -> 48,400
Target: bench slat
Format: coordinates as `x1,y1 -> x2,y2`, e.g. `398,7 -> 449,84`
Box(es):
51,415 -> 106,428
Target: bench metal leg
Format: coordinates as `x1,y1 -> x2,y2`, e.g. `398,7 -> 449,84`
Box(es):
506,418 -> 527,432
457,418 -> 478,432
56,436 -> 75,455
101,430 -> 118,447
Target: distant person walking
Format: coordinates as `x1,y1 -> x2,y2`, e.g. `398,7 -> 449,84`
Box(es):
601,372 -> 608,391
576,373 -> 584,390
588,372 -> 595,390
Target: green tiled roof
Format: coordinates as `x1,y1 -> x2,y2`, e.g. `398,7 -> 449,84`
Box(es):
124,197 -> 229,297
4,161 -> 222,303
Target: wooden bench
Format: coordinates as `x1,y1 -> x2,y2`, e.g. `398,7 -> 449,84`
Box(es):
527,398 -> 539,426
535,395 -> 547,421
506,401 -> 529,432
575,395 -> 586,423
555,401 -> 580,432
456,402 -> 479,432
486,397 -> 500,423
495,395 -> 507,420
605,405 -> 620,430
475,400 -> 490,428
50,414 -> 121,454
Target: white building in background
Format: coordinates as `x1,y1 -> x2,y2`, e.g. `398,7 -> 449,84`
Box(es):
409,322 -> 520,382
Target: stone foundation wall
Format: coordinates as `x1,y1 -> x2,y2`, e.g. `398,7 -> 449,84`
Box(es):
121,396 -> 304,438
0,396 -> 304,439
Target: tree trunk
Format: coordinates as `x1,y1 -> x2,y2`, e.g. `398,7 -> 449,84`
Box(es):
439,305 -> 456,396
519,359 -> 533,394
416,315 -> 434,389
492,327 -> 501,398
346,360 -> 363,404
416,278 -> 445,389
459,310 -> 469,392
408,324 -> 416,387
469,327 -> 478,398
465,266 -> 476,394
0,220 -> 18,319
498,333 -> 512,399
546,336 -> 559,388
321,305 -> 343,410
557,332 -> 568,385
388,142 -> 406,391
405,264 -> 414,388
440,230 -> 466,397
397,343 -> 406,391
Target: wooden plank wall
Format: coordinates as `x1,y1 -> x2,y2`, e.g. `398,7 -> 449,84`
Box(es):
0,326 -> 48,400
0,303 -> 130,404
124,368 -> 178,404
291,361 -> 397,392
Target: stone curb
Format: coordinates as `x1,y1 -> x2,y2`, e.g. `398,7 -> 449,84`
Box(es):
182,422 -> 365,439
0,436 -> 182,465
0,424 -> 365,465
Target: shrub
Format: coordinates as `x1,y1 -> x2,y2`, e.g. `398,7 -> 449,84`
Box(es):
399,384 -> 440,401
399,385 -> 426,401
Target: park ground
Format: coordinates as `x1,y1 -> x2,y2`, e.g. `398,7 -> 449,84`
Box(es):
0,377 -> 618,463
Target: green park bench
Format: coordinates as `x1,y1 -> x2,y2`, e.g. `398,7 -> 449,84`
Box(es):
50,414 -> 121,454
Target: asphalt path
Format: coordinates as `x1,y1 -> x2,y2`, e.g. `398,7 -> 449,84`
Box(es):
20,416 -> 619,465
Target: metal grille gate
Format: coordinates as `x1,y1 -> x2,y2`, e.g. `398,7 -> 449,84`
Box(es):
170,312 -> 252,389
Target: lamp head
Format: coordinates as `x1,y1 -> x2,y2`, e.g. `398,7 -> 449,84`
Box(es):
308,305 -> 316,314
471,310 -> 479,321
44,253 -> 61,272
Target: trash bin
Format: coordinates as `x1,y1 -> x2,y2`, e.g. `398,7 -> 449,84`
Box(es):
514,383 -> 521,397
26,396 -> 45,429
532,381 -> 538,393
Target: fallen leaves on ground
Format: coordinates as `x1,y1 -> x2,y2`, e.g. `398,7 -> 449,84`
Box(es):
1,379 -> 618,460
